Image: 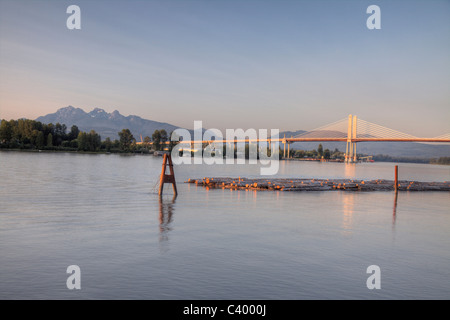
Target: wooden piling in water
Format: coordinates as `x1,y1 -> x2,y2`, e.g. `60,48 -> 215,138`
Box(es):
159,153 -> 178,197
395,165 -> 398,192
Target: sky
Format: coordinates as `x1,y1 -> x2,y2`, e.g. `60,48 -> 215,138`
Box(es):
0,0 -> 449,137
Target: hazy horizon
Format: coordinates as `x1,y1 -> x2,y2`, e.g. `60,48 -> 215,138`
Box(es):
1,0 -> 449,136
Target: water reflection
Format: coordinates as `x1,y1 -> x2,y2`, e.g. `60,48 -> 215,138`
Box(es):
344,163 -> 356,179
341,192 -> 355,236
158,195 -> 176,250
392,191 -> 398,227
342,191 -> 400,236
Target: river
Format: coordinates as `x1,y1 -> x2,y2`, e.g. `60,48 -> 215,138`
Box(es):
0,151 -> 449,299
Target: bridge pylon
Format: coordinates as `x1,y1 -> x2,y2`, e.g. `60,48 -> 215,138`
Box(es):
345,114 -> 358,163
352,115 -> 357,162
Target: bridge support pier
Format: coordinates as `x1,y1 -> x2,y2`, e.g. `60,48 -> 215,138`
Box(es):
345,141 -> 352,163
287,142 -> 290,159
345,115 -> 353,163
352,115 -> 357,162
345,114 -> 358,163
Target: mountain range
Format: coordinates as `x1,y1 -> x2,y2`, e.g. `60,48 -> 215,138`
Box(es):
35,106 -> 450,158
36,106 -> 180,141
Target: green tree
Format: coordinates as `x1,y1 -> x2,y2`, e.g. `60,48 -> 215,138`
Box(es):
47,133 -> 53,147
54,122 -> 66,146
70,139 -> 78,149
36,131 -> 45,149
160,129 -> 168,143
77,132 -> 87,151
0,120 -> 12,144
104,137 -> 112,152
16,119 -> 36,145
324,148 -> 331,159
68,125 -> 80,141
30,129 -> 38,147
152,130 -> 161,151
318,144 -> 323,157
306,149 -> 318,158
294,150 -> 305,158
87,130 -> 101,151
44,123 -> 54,140
160,129 -> 169,151
113,139 -> 120,150
118,129 -> 135,151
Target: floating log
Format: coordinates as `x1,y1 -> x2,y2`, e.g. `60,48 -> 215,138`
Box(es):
186,177 -> 450,192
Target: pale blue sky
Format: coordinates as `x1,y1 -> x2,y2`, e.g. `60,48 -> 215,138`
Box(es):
0,0 -> 449,136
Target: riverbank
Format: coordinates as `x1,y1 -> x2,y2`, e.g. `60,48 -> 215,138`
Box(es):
0,148 -> 155,155
187,177 -> 450,192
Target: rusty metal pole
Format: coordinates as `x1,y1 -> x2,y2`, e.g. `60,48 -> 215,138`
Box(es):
394,165 -> 398,192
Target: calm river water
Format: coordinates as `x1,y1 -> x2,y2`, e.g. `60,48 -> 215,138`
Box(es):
0,151 -> 449,299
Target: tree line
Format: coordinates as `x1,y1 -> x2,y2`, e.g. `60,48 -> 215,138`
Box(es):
0,119 -> 80,150
2,120 -> 448,164
373,155 -> 450,165
0,119 -> 171,153
290,144 -> 342,160
430,157 -> 450,165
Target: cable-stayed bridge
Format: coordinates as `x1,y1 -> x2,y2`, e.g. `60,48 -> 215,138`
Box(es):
139,115 -> 450,163
288,115 -> 450,162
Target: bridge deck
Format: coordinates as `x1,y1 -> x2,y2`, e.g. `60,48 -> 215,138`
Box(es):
137,138 -> 450,145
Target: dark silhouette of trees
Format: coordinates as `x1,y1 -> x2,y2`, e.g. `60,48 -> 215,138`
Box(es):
318,144 -> 323,157
47,133 -> 53,147
118,128 -> 135,151
68,125 -> 80,141
0,118 -> 180,155
152,130 -> 162,151
77,130 -> 101,151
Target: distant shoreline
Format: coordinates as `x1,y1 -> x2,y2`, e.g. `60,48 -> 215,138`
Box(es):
1,148 -> 449,165
0,148 -> 155,156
